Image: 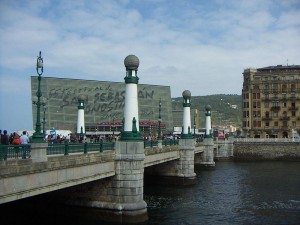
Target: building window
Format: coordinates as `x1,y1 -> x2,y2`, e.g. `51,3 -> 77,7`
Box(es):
265,93 -> 269,99
292,121 -> 296,127
282,84 -> 287,92
282,93 -> 287,99
291,92 -> 296,98
291,84 -> 296,92
266,122 -> 269,127
258,121 -> 261,127
265,101 -> 269,107
253,121 -> 257,127
292,111 -> 296,117
273,111 -> 278,118
283,102 -> 287,108
274,121 -> 278,127
257,111 -> 261,117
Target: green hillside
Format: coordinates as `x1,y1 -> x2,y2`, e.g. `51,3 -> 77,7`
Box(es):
172,94 -> 242,128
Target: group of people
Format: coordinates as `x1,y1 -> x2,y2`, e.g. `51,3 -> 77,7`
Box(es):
0,130 -> 29,145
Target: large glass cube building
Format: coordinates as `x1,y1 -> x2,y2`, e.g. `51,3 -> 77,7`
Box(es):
31,76 -> 173,135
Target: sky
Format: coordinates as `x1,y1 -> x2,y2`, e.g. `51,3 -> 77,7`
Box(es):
0,0 -> 300,133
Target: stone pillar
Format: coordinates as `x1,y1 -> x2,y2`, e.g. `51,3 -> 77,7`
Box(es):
178,138 -> 196,178
228,137 -> 234,157
30,142 -> 48,162
199,138 -> 215,167
181,90 -> 192,138
200,105 -> 215,167
178,90 -> 196,178
109,142 -> 147,213
76,95 -> 85,137
120,54 -> 142,141
109,54 -> 147,219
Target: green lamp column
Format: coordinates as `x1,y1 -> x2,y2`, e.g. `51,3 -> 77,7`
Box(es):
31,51 -> 45,143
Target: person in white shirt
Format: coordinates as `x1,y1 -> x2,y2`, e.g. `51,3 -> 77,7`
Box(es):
20,131 -> 29,144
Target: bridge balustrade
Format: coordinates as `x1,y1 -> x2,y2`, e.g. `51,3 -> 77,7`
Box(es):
0,140 -> 179,161
47,142 -> 116,155
0,144 -> 31,160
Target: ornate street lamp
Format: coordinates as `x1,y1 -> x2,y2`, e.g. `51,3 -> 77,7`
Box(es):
157,98 -> 162,140
193,109 -> 196,137
31,51 -> 44,143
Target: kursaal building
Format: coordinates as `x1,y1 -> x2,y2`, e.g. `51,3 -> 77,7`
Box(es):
31,77 -> 173,135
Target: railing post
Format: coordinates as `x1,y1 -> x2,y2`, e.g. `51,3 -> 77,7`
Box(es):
150,140 -> 153,147
21,145 -> 27,159
100,140 -> 103,152
64,142 -> 69,155
144,140 -> 146,148
84,142 -> 88,154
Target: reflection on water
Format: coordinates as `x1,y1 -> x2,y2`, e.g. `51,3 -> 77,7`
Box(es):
1,162 -> 300,225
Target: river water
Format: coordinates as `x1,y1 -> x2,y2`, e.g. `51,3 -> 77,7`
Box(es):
2,162 -> 300,225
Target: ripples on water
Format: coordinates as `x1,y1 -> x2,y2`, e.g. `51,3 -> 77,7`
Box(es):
1,162 -> 300,225
144,162 -> 300,225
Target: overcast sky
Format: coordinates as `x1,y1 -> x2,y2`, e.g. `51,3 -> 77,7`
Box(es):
0,0 -> 300,133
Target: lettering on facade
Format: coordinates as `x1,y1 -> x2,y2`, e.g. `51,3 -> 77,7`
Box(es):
48,86 -> 155,116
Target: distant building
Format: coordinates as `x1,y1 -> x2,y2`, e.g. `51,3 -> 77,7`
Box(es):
31,77 -> 173,136
242,65 -> 300,138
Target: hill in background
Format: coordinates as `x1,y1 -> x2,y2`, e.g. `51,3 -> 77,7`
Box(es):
172,94 -> 242,128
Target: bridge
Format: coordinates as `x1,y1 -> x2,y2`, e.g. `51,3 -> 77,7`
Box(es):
0,140 -> 207,205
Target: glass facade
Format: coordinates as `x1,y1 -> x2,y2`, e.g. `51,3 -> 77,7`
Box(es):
31,76 -> 173,133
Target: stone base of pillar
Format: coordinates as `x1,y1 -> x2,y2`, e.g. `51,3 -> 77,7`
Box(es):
178,138 -> 196,178
157,140 -> 162,149
30,142 -> 48,162
197,138 -> 215,167
64,141 -> 148,223
144,139 -> 196,180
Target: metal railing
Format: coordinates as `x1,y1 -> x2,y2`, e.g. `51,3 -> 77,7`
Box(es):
47,141 -> 115,155
144,140 -> 158,148
0,144 -> 31,160
1,140 -> 180,160
234,138 -> 300,143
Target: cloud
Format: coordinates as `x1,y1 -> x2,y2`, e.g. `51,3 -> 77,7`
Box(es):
0,0 -> 300,132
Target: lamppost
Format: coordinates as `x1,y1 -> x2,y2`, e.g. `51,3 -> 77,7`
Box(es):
193,109 -> 196,137
157,98 -> 162,140
112,117 -> 115,136
31,51 -> 44,143
41,97 -> 47,136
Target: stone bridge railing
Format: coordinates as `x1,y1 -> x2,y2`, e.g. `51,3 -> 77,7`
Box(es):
0,141 -> 182,205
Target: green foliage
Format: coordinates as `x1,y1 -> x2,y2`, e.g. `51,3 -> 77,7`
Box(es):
172,94 -> 242,128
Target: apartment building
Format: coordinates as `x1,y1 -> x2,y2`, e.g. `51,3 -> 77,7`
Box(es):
242,65 -> 300,138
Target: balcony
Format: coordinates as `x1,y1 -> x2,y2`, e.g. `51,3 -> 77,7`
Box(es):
262,117 -> 272,121
280,116 -> 290,121
288,107 -> 298,111
262,89 -> 270,94
270,106 -> 281,111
